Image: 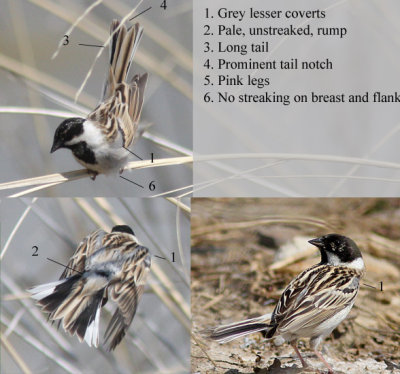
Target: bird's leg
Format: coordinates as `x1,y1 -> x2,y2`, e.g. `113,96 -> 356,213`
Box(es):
290,341 -> 308,368
313,349 -> 334,374
88,170 -> 98,180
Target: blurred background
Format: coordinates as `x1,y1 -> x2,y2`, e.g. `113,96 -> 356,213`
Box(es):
1,197 -> 190,373
0,0 -> 192,196
191,198 -> 400,373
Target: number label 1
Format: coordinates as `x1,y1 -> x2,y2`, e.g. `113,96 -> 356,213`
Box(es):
172,252 -> 175,262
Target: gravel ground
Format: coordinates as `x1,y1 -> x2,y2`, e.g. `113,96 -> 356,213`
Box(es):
191,198 -> 400,374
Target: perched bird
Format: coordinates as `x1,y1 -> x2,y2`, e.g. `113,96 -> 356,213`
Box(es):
29,225 -> 151,351
208,234 -> 365,373
51,21 -> 148,180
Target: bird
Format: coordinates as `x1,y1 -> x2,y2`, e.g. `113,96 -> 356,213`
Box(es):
208,234 -> 365,373
28,225 -> 151,351
50,20 -> 148,180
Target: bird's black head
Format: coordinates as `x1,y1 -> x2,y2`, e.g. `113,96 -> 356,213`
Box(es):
111,225 -> 135,236
51,117 -> 85,153
309,233 -> 362,265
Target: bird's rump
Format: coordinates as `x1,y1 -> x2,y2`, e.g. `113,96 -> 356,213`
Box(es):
28,226 -> 151,350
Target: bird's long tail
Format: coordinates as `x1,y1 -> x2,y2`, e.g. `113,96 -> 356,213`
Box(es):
207,314 -> 273,343
102,20 -> 144,100
28,274 -> 106,347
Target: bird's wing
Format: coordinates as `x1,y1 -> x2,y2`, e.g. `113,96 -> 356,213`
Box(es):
88,73 -> 147,147
119,73 -> 148,146
127,73 -> 148,126
59,229 -> 106,280
104,245 -> 151,351
48,229 -> 106,326
272,264 -> 361,333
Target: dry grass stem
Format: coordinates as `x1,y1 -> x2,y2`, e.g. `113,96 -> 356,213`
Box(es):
0,156 -> 193,197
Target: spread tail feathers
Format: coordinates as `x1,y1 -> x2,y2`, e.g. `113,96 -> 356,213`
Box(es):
103,21 -> 144,100
28,275 -> 105,347
207,314 -> 273,343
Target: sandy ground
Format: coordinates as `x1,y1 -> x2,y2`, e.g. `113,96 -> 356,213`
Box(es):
191,198 -> 400,374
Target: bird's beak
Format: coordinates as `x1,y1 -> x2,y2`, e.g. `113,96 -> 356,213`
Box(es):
308,237 -> 324,247
50,142 -> 60,153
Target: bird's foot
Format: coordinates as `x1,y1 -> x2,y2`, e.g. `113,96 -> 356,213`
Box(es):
313,349 -> 334,374
88,170 -> 98,180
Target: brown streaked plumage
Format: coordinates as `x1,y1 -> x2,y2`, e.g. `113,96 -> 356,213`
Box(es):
89,21 -> 148,148
208,234 -> 364,373
29,225 -> 151,351
51,20 -> 148,180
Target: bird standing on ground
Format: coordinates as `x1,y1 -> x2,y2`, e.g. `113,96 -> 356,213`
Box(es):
51,21 -> 148,180
29,225 -> 151,351
208,234 -> 365,373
